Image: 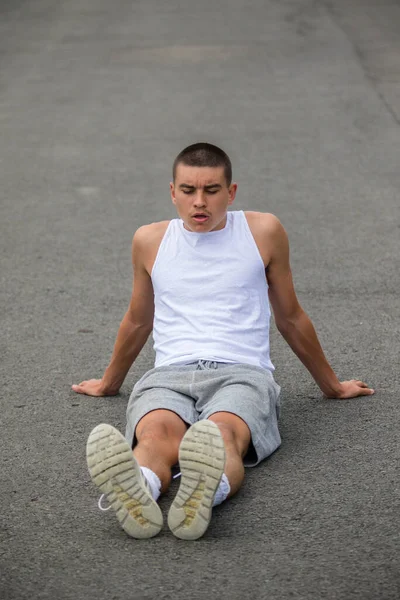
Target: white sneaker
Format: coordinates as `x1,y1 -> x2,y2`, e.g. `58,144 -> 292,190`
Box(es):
86,423 -> 163,539
168,420 -> 226,540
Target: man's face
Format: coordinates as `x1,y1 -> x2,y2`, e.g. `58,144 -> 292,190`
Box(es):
170,164 -> 237,232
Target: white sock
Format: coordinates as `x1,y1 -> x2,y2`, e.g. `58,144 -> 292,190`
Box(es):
140,466 -> 161,501
212,473 -> 231,507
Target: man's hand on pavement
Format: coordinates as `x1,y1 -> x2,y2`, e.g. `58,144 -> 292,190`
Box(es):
71,379 -> 119,397
329,379 -> 375,399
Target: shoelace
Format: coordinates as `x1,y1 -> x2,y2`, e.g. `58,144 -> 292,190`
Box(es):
97,472 -> 182,511
98,494 -> 111,512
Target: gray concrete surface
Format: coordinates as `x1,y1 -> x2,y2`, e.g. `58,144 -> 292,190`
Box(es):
1,1 -> 399,599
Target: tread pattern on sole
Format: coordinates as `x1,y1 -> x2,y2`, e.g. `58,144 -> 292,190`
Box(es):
168,420 -> 226,540
86,423 -> 163,539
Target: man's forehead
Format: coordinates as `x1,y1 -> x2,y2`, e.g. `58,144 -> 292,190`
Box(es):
175,164 -> 225,185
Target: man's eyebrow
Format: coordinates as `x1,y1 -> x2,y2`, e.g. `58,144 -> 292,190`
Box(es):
178,183 -> 222,189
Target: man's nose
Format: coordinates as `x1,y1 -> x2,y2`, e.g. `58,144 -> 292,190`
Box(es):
193,191 -> 206,207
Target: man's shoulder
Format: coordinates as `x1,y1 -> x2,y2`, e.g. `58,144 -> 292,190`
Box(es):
244,212 -> 287,266
244,211 -> 282,235
133,220 -> 171,247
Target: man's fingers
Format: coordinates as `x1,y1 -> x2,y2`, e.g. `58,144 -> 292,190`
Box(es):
350,380 -> 374,392
71,379 -> 107,396
357,381 -> 374,393
72,382 -> 88,393
355,384 -> 374,396
338,380 -> 375,398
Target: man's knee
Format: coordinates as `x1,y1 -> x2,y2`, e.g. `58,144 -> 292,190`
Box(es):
136,410 -> 187,455
207,412 -> 251,458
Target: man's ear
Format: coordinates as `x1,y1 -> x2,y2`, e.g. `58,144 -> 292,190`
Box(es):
170,182 -> 176,205
228,182 -> 238,205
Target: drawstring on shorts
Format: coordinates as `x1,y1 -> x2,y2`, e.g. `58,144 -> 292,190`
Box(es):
196,360 -> 218,370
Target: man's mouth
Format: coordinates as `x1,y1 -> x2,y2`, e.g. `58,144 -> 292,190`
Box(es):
192,213 -> 209,223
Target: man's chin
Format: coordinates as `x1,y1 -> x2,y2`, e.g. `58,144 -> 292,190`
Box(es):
184,217 -> 212,232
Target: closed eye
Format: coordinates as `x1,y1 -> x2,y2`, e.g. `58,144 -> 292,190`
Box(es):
182,189 -> 218,195
179,186 -> 221,195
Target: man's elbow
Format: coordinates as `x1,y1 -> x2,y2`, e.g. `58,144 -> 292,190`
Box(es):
125,310 -> 153,334
275,307 -> 306,336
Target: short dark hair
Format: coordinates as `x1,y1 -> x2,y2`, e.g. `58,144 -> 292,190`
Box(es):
173,142 -> 232,185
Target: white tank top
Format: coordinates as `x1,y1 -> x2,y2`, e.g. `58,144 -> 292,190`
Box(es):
151,210 -> 274,371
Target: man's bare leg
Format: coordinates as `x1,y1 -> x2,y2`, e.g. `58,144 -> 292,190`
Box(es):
207,411 -> 251,496
133,409 -> 188,493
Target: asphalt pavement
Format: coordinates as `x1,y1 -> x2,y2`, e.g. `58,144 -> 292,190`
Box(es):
1,1 -> 399,599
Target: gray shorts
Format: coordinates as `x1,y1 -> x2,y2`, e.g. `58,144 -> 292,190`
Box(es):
125,360 -> 281,467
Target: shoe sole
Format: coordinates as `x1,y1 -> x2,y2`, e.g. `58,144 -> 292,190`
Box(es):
86,423 -> 163,539
167,420 -> 226,540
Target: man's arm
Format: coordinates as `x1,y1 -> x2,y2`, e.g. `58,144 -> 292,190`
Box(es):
72,226 -> 155,397
265,215 -> 374,399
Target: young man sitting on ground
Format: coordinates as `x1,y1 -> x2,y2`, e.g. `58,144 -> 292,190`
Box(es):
72,142 -> 374,540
